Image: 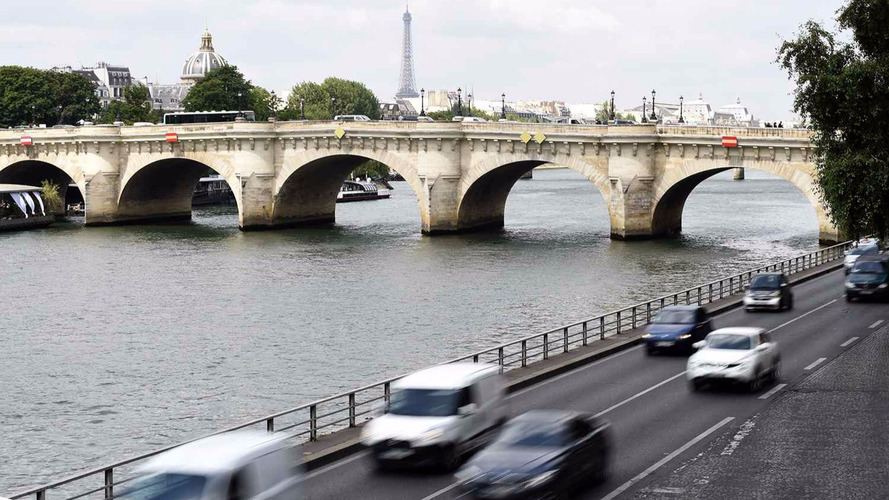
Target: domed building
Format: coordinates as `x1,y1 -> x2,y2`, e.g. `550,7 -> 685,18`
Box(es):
180,29 -> 228,84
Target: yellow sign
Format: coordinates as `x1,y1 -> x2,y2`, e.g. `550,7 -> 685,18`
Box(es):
520,131 -> 532,144
334,127 -> 346,139
534,132 -> 547,144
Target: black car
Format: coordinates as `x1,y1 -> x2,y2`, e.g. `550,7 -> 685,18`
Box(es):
455,410 -> 611,499
743,272 -> 793,311
845,255 -> 889,302
642,305 -> 713,354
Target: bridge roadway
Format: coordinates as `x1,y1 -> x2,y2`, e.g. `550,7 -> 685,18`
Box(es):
301,267 -> 885,499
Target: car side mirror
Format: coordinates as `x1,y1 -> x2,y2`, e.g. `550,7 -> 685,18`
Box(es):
458,403 -> 478,416
692,341 -> 706,350
754,344 -> 768,352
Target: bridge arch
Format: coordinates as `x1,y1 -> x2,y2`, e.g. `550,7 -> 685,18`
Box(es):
457,154 -> 611,232
0,159 -> 85,214
273,149 -> 425,228
651,159 -> 836,242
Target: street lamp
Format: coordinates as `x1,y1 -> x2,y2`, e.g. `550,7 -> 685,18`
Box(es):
330,96 -> 336,118
30,104 -> 36,127
609,90 -> 615,121
650,89 -> 657,121
467,93 -> 473,117
269,90 -> 277,120
237,92 -> 243,118
57,104 -> 63,125
501,93 -> 507,120
299,96 -> 305,120
678,95 -> 685,124
457,87 -> 463,116
642,97 -> 648,124
420,88 -> 426,116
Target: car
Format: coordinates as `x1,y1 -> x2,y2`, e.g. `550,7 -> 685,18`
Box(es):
462,117 -> 486,122
687,327 -> 780,392
333,114 -> 371,122
844,243 -> 880,274
845,255 -> 889,302
361,363 -> 506,471
117,431 -> 302,500
417,115 -> 435,122
642,305 -> 712,354
455,410 -> 611,499
742,272 -> 793,311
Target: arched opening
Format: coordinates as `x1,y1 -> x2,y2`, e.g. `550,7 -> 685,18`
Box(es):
458,160 -> 545,231
118,158 -> 239,225
0,160 -> 82,215
273,155 -> 421,229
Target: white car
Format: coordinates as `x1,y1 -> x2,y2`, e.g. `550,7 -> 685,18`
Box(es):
361,363 -> 505,470
687,327 -> 779,392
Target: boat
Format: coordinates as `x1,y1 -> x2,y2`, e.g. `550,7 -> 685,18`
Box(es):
0,184 -> 54,232
193,176 -> 235,206
337,180 -> 390,203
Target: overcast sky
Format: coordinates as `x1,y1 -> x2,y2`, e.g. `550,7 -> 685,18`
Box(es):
1,0 -> 845,120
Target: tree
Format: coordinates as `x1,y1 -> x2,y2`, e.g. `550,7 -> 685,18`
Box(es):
284,78 -> 380,120
0,66 -> 99,127
181,65 -> 255,114
99,84 -> 156,124
251,86 -> 272,121
595,100 -> 635,123
778,0 -> 889,240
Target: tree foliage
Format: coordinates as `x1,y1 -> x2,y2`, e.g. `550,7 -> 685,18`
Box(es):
595,100 -> 635,123
98,84 -> 160,124
284,78 -> 380,120
779,0 -> 889,239
41,179 -> 63,213
0,66 -> 100,127
181,65 -> 256,114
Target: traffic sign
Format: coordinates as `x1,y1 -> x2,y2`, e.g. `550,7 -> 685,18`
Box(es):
165,132 -> 179,143
722,136 -> 738,148
20,136 -> 32,146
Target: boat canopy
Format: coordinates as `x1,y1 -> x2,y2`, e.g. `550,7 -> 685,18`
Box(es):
0,184 -> 43,194
0,184 -> 46,217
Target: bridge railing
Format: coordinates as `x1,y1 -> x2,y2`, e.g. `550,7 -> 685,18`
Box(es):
8,241 -> 854,500
657,124 -> 813,139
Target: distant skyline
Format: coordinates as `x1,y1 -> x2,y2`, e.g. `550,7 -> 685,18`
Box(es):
0,0 -> 845,120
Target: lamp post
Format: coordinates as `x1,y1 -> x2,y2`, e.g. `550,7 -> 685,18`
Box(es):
420,88 -> 426,116
299,96 -> 305,120
501,93 -> 507,120
467,93 -> 473,116
330,96 -> 337,119
269,90 -> 278,121
57,104 -> 63,125
642,97 -> 648,124
650,89 -> 657,121
237,92 -> 243,118
678,95 -> 685,124
30,104 -> 36,127
609,90 -> 615,121
457,87 -> 462,116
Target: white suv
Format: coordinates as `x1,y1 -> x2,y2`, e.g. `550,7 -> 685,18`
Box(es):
687,327 -> 779,392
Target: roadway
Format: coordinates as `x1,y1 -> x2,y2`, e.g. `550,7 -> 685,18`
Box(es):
301,267 -> 887,499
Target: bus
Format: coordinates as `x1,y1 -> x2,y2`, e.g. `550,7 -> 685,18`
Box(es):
163,111 -> 256,125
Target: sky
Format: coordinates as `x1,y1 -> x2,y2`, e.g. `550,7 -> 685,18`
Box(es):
0,0 -> 846,121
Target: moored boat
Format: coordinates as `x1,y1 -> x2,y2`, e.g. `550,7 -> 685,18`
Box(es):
337,180 -> 391,203
0,184 -> 54,232
193,176 -> 235,206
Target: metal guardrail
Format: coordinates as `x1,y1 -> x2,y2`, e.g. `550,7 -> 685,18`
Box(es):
8,240 -> 854,500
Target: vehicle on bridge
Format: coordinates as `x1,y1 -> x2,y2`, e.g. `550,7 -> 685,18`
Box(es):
845,255 -> 889,302
743,272 -> 793,311
333,114 -> 371,122
117,431 -> 302,500
454,410 -> 611,499
360,363 -> 505,471
163,111 -> 256,125
844,241 -> 880,274
687,327 -> 780,392
642,305 -> 712,355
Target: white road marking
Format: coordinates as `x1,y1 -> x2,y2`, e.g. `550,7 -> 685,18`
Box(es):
767,299 -> 837,333
804,358 -> 827,370
593,372 -> 687,419
299,450 -> 369,481
841,337 -> 860,347
418,481 -> 462,500
869,320 -> 884,329
599,417 -> 736,500
508,345 -> 641,399
758,383 -> 787,400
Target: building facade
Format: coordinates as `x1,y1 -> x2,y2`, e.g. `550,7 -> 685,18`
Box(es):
53,62 -> 133,108
145,29 -> 229,111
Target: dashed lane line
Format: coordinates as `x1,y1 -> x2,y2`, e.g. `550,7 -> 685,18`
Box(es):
870,320 -> 884,329
758,383 -> 787,400
418,482 -> 462,500
804,358 -> 827,371
767,300 -> 837,334
593,372 -> 687,419
841,337 -> 860,347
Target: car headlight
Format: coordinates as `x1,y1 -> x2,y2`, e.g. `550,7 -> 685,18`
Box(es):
769,291 -> 781,297
845,282 -> 855,289
678,334 -> 692,339
523,470 -> 558,489
414,428 -> 444,444
879,284 -> 888,289
642,333 -> 651,338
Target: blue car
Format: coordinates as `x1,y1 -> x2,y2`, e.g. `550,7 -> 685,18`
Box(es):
643,305 -> 712,355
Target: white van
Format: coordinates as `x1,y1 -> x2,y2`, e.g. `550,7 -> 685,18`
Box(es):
361,363 -> 506,470
333,115 -> 371,122
118,431 -> 302,500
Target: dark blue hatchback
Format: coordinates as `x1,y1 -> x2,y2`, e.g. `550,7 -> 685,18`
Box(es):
642,306 -> 712,355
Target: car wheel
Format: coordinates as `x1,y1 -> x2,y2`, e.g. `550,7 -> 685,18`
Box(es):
689,379 -> 702,392
748,369 -> 763,393
770,360 -> 781,382
441,445 -> 461,472
646,346 -> 656,356
787,296 -> 793,310
846,295 -> 853,303
374,458 -> 393,473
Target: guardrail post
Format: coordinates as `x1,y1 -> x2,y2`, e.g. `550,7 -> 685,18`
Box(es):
632,307 -> 638,329
498,347 -> 505,373
599,317 -> 605,340
563,327 -> 569,353
266,417 -> 274,433
104,469 -> 114,500
543,333 -> 549,359
37,490 -> 45,500
348,393 -> 356,427
582,322 -> 588,346
646,303 -> 651,323
522,340 -> 527,366
661,298 -> 665,310
708,284 -> 713,303
473,354 -> 479,363
719,280 -> 724,298
309,404 -> 318,441
674,294 -> 679,306
384,382 -> 391,406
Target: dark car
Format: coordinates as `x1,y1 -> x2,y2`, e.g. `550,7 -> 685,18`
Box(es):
642,305 -> 712,354
743,272 -> 793,312
845,255 -> 889,302
455,410 -> 611,500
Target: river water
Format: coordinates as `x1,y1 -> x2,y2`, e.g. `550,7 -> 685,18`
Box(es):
1,168 -> 819,491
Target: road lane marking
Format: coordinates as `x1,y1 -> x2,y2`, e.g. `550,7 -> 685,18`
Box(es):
593,372 -> 687,418
841,337 -> 860,347
758,383 -> 787,400
509,345 -> 641,399
418,482 -> 462,500
599,416 -> 735,500
299,450 -> 369,481
804,358 -> 827,370
870,320 -> 884,329
767,299 -> 837,334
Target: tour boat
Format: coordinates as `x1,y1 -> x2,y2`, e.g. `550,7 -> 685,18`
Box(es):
336,180 -> 391,203
193,176 -> 235,206
0,184 -> 54,232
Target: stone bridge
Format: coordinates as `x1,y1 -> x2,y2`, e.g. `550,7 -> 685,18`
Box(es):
0,121 -> 838,243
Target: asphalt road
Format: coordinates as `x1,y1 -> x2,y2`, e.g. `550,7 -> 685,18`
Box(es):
301,268 -> 888,499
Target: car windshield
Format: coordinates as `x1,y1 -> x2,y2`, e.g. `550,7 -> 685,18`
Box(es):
706,334 -> 751,350
750,275 -> 781,290
389,389 -> 462,417
653,310 -> 696,324
850,246 -> 878,256
119,474 -> 206,500
851,261 -> 887,274
495,421 -> 571,448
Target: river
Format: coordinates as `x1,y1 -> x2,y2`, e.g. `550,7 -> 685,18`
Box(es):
0,167 -> 819,491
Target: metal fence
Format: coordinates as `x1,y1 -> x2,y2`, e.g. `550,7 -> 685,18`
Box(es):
8,240 -> 853,500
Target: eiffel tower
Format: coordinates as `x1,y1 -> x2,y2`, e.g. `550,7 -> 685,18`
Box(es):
396,5 -> 419,98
